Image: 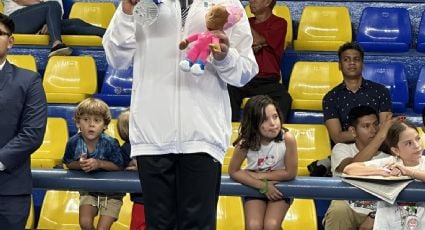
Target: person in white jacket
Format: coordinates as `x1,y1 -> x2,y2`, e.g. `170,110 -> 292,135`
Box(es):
102,0 -> 258,228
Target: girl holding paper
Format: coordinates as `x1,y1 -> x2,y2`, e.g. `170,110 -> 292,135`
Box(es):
344,120 -> 425,230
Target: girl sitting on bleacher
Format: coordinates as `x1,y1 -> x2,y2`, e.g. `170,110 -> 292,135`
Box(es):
229,95 -> 298,230
344,120 -> 425,229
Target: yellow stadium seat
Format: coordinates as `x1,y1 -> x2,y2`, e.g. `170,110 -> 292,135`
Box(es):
7,54 -> 37,72
62,2 -> 116,46
14,2 -> 115,46
282,199 -> 317,229
0,2 -> 3,13
38,190 -> 132,230
31,117 -> 68,169
245,4 -> 292,48
69,2 -> 115,28
13,34 -> 49,46
216,196 -> 245,230
43,56 -> 97,104
223,122 -> 246,173
37,190 -> 80,229
293,6 -> 352,51
288,61 -> 343,111
25,196 -> 35,229
285,124 -> 331,176
105,119 -> 125,146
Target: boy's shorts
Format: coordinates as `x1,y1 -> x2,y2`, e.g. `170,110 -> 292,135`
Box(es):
80,194 -> 123,219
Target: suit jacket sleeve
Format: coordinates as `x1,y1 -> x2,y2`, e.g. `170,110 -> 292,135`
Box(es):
0,76 -> 47,171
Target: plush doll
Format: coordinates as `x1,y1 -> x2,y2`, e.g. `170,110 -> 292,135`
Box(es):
179,4 -> 243,76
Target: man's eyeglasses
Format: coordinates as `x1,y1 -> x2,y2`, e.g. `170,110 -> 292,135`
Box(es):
0,31 -> 11,37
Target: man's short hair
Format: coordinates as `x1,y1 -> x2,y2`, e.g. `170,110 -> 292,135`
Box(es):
348,105 -> 378,127
0,13 -> 14,34
338,42 -> 364,61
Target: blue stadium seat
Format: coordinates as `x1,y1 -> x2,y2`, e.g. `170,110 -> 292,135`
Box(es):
94,65 -> 133,106
417,11 -> 425,52
357,7 -> 412,52
362,62 -> 409,113
287,110 -> 324,124
414,65 -> 425,113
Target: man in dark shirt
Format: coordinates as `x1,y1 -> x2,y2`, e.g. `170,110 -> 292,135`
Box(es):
309,42 -> 392,176
323,42 -> 392,144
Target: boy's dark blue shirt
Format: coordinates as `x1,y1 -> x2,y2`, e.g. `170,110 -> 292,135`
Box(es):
63,133 -> 124,168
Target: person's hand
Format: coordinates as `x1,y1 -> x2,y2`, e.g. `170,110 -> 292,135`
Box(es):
37,24 -> 48,35
393,164 -> 414,177
125,159 -> 138,171
359,215 -> 374,230
80,158 -> 100,172
382,162 -> 402,177
209,30 -> 229,61
179,40 -> 189,50
265,181 -> 283,201
122,0 -> 139,15
250,27 -> 265,46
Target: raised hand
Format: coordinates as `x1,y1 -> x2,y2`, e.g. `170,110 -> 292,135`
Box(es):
122,0 -> 139,15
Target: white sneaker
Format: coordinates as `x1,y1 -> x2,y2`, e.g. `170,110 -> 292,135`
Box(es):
191,64 -> 204,76
179,60 -> 191,72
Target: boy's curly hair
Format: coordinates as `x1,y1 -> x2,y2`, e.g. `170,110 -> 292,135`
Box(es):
73,98 -> 111,126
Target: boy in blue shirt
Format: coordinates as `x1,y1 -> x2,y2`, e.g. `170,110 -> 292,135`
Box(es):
63,98 -> 124,230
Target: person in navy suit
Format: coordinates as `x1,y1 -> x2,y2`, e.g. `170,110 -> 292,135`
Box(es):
0,13 -> 47,229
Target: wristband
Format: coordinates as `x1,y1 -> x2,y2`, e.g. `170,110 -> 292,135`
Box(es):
259,179 -> 268,194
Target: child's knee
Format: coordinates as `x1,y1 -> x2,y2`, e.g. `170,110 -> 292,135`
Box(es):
79,216 -> 95,230
263,220 -> 282,230
246,220 -> 263,230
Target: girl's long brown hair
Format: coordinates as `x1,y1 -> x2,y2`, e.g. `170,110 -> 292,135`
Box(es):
233,95 -> 287,151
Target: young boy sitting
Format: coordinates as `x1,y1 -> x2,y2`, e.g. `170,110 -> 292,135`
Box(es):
62,98 -> 124,230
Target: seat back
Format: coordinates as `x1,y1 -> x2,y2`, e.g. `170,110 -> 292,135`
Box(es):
288,61 -> 343,111
222,122 -> 246,173
105,119 -> 125,146
31,117 -> 68,168
7,54 -> 37,72
25,196 -> 35,229
417,11 -> 425,52
414,65 -> 425,113
362,62 -> 408,113
245,4 -> 293,48
43,56 -> 97,104
293,6 -> 352,51
357,7 -> 412,52
38,190 -> 133,230
284,124 -> 331,176
69,2 -> 116,29
95,65 -> 133,106
282,199 -> 317,229
216,196 -> 245,230
37,190 -> 80,229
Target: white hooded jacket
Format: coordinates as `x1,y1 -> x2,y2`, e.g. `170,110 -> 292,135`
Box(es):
103,0 -> 258,163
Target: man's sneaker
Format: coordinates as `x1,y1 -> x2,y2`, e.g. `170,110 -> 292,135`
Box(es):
48,43 -> 72,58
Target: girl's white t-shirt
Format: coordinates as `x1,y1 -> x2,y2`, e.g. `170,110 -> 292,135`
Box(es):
366,155 -> 425,230
245,130 -> 286,172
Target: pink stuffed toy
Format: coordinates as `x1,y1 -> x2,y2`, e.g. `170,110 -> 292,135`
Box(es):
179,4 -> 243,76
